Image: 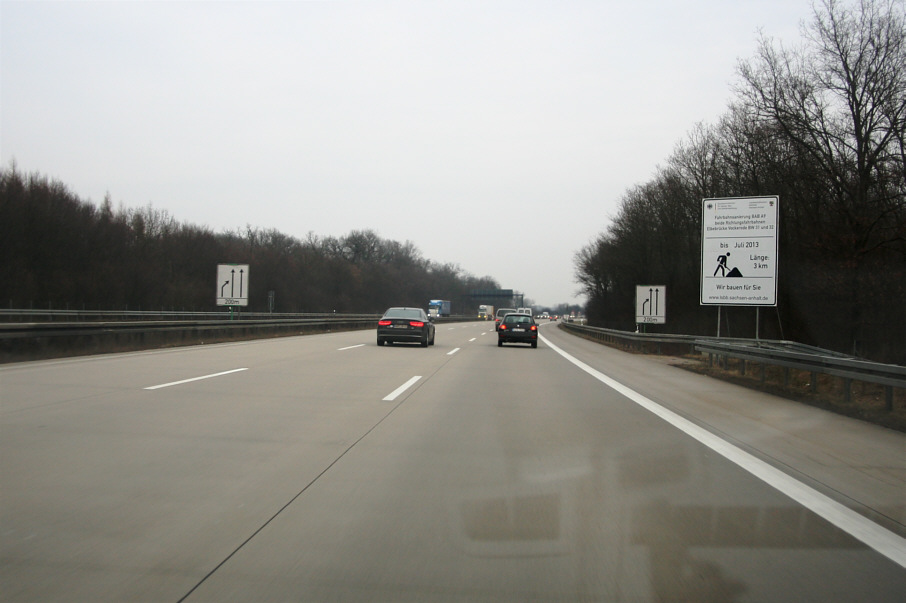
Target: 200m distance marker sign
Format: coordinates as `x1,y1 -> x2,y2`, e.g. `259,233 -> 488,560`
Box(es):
701,196 -> 778,306
216,263 -> 249,307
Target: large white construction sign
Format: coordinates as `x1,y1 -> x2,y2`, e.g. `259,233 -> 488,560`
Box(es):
701,197 -> 778,306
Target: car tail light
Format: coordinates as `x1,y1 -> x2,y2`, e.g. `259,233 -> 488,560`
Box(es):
499,324 -> 507,330
378,320 -> 392,326
530,325 -> 537,331
409,321 -> 425,327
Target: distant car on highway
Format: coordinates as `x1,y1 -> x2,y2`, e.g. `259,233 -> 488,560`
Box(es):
495,308 -> 516,331
377,307 -> 435,347
497,312 -> 538,348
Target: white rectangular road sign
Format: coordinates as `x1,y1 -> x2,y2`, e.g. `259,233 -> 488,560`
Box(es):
701,196 -> 778,306
636,285 -> 666,324
216,263 -> 249,307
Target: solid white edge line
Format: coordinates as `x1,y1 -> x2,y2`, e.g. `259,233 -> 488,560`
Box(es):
540,334 -> 906,569
382,376 -> 422,401
447,348 -> 461,356
144,368 -> 248,390
338,344 -> 366,351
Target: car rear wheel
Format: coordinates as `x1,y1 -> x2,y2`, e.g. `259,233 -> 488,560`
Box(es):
531,341 -> 537,348
498,340 -> 503,347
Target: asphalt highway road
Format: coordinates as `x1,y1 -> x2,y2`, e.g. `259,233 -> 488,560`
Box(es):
2,321 -> 904,601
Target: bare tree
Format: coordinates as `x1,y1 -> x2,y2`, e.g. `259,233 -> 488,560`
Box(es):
737,0 -> 905,250
735,0 -> 905,356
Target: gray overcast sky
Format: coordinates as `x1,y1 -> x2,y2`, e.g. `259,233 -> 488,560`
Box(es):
1,0 -> 814,307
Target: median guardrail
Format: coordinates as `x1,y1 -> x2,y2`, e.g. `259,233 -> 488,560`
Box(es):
0,312 -> 475,362
0,316 -> 370,362
0,308 -> 377,322
0,309 -> 474,362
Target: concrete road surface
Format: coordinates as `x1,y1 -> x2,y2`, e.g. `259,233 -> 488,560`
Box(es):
2,322 -> 904,601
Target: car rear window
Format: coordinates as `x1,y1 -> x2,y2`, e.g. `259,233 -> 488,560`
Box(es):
384,308 -> 423,319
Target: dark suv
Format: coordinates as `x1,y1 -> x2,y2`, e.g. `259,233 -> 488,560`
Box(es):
497,313 -> 538,348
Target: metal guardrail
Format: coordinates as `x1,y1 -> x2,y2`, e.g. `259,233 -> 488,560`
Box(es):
0,309 -> 475,323
694,340 -> 906,407
560,322 -> 905,410
0,312 -> 475,362
0,308 -> 379,322
0,317 -> 379,339
560,321 -> 712,354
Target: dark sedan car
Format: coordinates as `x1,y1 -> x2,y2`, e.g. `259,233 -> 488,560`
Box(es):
377,307 -> 436,347
497,312 -> 538,348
